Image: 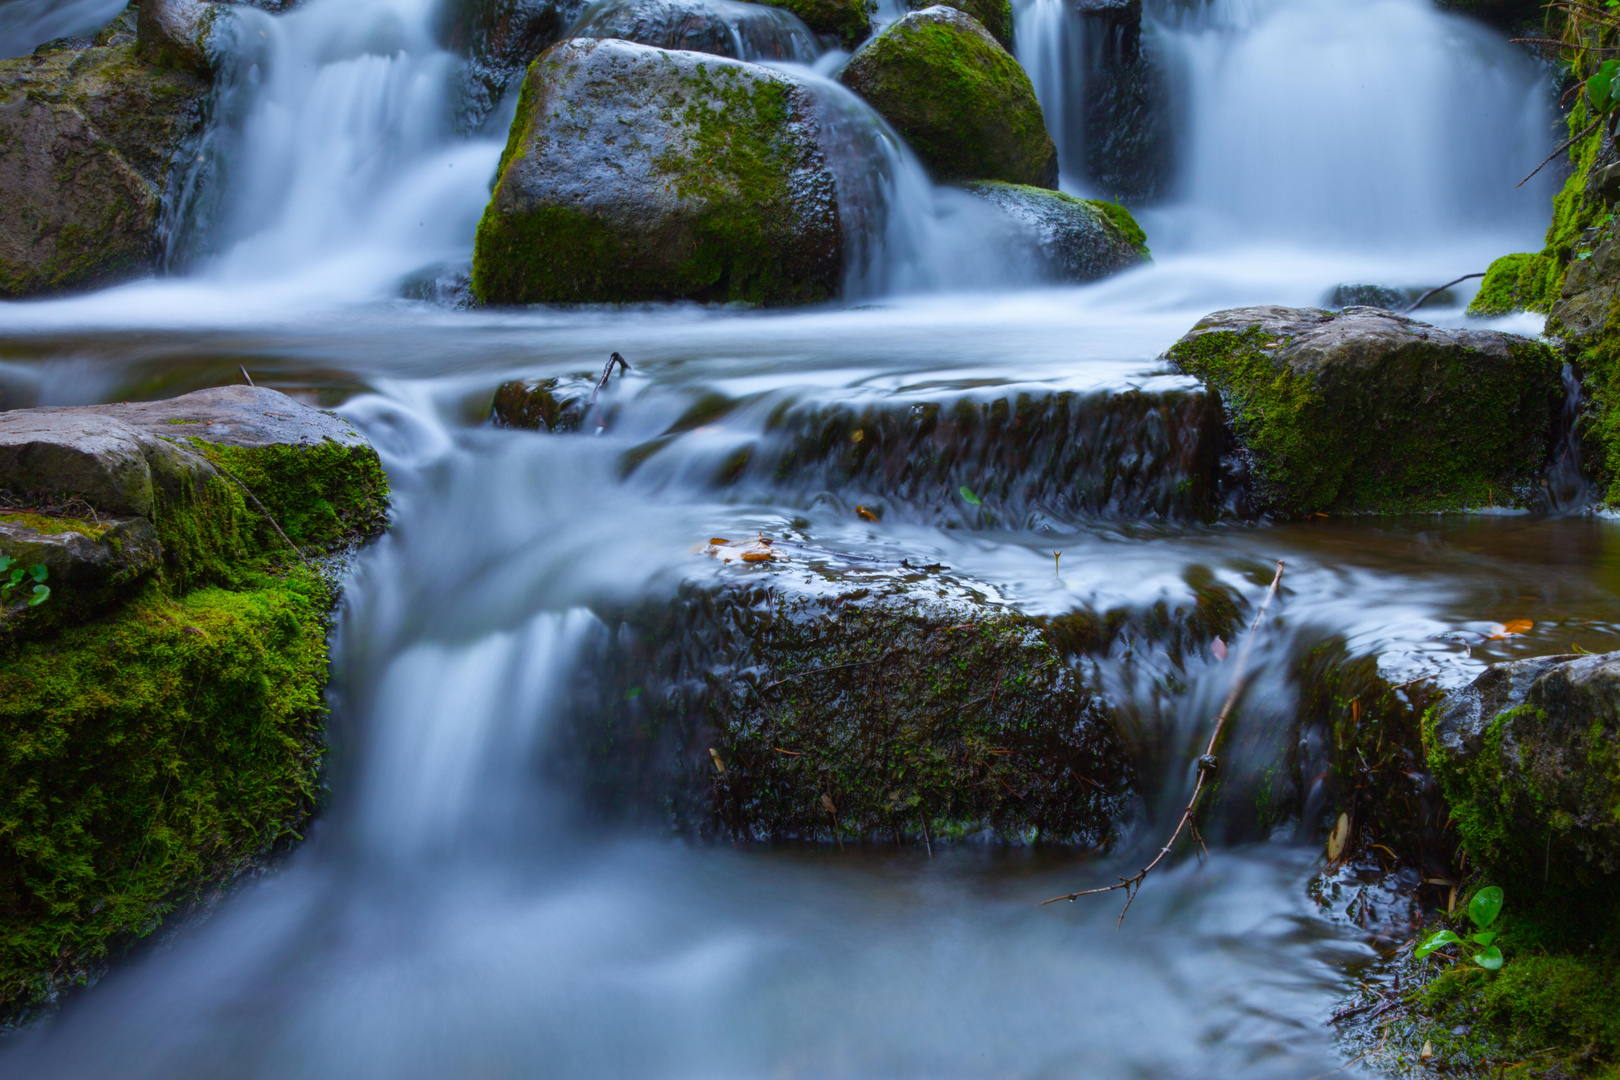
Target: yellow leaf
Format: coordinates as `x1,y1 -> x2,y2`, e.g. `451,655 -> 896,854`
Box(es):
1327,812 -> 1351,862
741,551 -> 774,563
1484,618 -> 1534,641
856,505 -> 879,523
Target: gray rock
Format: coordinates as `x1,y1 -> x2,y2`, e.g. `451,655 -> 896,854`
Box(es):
136,0 -> 228,75
1429,651 -> 1620,883
0,412 -> 173,517
958,181 -> 1148,283
471,38 -> 842,305
0,513 -> 160,613
570,0 -> 821,60
60,385 -> 369,450
1165,306 -> 1563,516
0,30 -> 210,297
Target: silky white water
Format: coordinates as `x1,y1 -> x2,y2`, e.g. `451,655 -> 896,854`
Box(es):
0,0 -> 1600,1074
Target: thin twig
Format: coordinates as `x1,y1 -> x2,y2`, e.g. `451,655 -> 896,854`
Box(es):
1402,273 -> 1484,313
587,351 -> 631,409
210,465 -> 312,568
1042,561 -> 1285,919
1519,115 -> 1605,188
758,654 -> 890,692
238,365 -> 254,386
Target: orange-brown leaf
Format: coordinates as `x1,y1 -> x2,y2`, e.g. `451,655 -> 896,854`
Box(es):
856,505 -> 879,522
741,551 -> 774,563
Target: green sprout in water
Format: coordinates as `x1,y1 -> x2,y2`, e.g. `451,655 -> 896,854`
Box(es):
0,555 -> 50,607
1414,885 -> 1504,970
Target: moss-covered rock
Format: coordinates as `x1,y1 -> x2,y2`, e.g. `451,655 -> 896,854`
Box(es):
769,0 -> 871,48
1165,305 -> 1563,517
958,181 -> 1149,281
0,12 -> 210,298
572,0 -> 822,59
472,38 -> 843,306
1469,251 -> 1559,317
1427,651 -> 1620,890
0,386 -> 389,1019
838,5 -> 1056,187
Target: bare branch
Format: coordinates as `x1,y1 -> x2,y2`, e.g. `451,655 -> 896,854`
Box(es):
1041,560 -> 1285,916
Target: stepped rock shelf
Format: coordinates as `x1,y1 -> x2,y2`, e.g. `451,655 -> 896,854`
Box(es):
0,386 -> 388,1018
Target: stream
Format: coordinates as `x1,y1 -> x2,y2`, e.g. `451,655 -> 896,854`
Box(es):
0,0 -> 1606,1075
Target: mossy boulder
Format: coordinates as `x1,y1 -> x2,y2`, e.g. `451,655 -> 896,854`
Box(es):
571,0 -> 821,60
768,0 -> 871,48
839,5 -> 1056,187
1165,306 -> 1564,517
472,38 -> 843,306
959,181 -> 1149,282
0,386 -> 389,1018
1469,251 -> 1559,318
0,13 -> 210,298
1427,651 -> 1620,889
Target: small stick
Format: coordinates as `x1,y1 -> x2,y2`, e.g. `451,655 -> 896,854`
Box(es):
238,366 -> 255,386
1042,560 -> 1285,920
1518,115 -> 1605,188
210,465 -> 312,568
1402,273 -> 1484,314
587,351 -> 631,409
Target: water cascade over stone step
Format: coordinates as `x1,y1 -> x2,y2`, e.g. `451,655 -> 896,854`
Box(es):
571,0 -> 823,61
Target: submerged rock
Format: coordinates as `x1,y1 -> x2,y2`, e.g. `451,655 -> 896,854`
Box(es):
472,38 -> 842,305
0,8 -> 210,297
839,5 -> 1056,187
571,0 -> 821,59
1166,305 -> 1563,517
959,181 -> 1149,282
0,385 -> 389,1019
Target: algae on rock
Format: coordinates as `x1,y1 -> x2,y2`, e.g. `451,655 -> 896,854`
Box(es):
838,5 -> 1057,187
472,38 -> 843,306
958,181 -> 1149,282
1166,305 -> 1563,517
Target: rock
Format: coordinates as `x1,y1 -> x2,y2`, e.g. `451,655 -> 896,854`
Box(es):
839,5 -> 1056,187
907,0 -> 1010,50
0,24 -> 210,297
439,0 -> 575,126
472,38 -> 842,306
136,0 -> 227,75
959,181 -> 1148,282
0,511 -> 161,621
1469,253 -> 1557,318
768,0 -> 870,47
571,0 -> 821,60
1165,305 -> 1564,517
1427,651 -> 1620,887
491,374 -> 597,431
1550,239 -> 1620,340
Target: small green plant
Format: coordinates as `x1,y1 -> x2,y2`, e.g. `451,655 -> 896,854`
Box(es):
1415,885 -> 1505,970
0,555 -> 50,607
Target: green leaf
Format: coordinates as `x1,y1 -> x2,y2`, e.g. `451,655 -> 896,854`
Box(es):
1474,945 -> 1504,971
1415,930 -> 1464,959
1591,61 -> 1620,111
1469,886 -> 1504,929
6,568 -> 23,589
27,584 -> 49,607
1471,931 -> 1497,946
28,563 -> 47,583
958,486 -> 982,506
0,555 -> 15,574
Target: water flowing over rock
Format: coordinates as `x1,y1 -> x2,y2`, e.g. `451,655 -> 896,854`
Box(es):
1167,306 -> 1563,517
472,38 -> 842,305
571,0 -> 821,59
0,8 -> 210,297
136,0 -> 229,74
439,0 -> 580,125
1428,651 -> 1620,887
958,180 -> 1147,282
767,0 -> 870,47
839,5 -> 1056,187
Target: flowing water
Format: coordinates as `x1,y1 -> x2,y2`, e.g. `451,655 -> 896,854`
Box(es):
0,0 -> 1605,1074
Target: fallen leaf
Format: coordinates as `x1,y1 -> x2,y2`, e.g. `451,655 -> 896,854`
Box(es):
856,505 -> 879,522
1420,1040 -> 1434,1061
1211,636 -> 1227,661
1327,811 -> 1351,862
821,793 -> 837,814
851,429 -> 864,443
708,748 -> 726,777
1484,618 -> 1534,641
709,537 -> 729,545
959,486 -> 982,506
741,551 -> 774,563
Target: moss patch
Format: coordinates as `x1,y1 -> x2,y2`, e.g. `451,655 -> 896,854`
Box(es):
1469,251 -> 1559,317
773,0 -> 873,46
1168,320 -> 1562,516
0,571 -> 331,1015
1085,198 -> 1151,259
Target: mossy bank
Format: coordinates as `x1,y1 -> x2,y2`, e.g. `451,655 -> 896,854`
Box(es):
0,386 -> 388,1020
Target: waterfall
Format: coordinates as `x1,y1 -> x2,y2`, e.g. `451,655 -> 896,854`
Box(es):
1014,0 -> 1087,190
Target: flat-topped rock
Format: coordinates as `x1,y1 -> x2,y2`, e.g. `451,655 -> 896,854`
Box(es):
1166,305 -> 1563,517
52,385 -> 368,450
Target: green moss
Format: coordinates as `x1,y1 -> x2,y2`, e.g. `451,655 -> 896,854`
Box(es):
186,439 -> 389,554
1468,251 -> 1559,317
0,512 -> 108,540
840,14 -> 1055,186
1168,323 -> 1562,516
1084,198 -> 1151,259
0,571 -> 331,1015
772,0 -> 873,46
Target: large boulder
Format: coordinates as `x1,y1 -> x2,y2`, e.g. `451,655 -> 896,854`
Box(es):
907,0 -> 1011,49
768,0 -> 871,48
959,181 -> 1148,282
472,39 -> 843,305
1427,651 -> 1620,888
571,0 -> 821,60
0,10 -> 210,297
839,5 -> 1056,187
1165,306 -> 1563,517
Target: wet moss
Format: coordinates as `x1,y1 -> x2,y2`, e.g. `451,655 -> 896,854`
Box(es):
773,0 -> 873,47
1168,323 -> 1562,517
187,439 -> 390,554
0,512 -> 109,540
0,570 -> 331,1016
1469,251 -> 1558,317
1086,198 -> 1150,259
